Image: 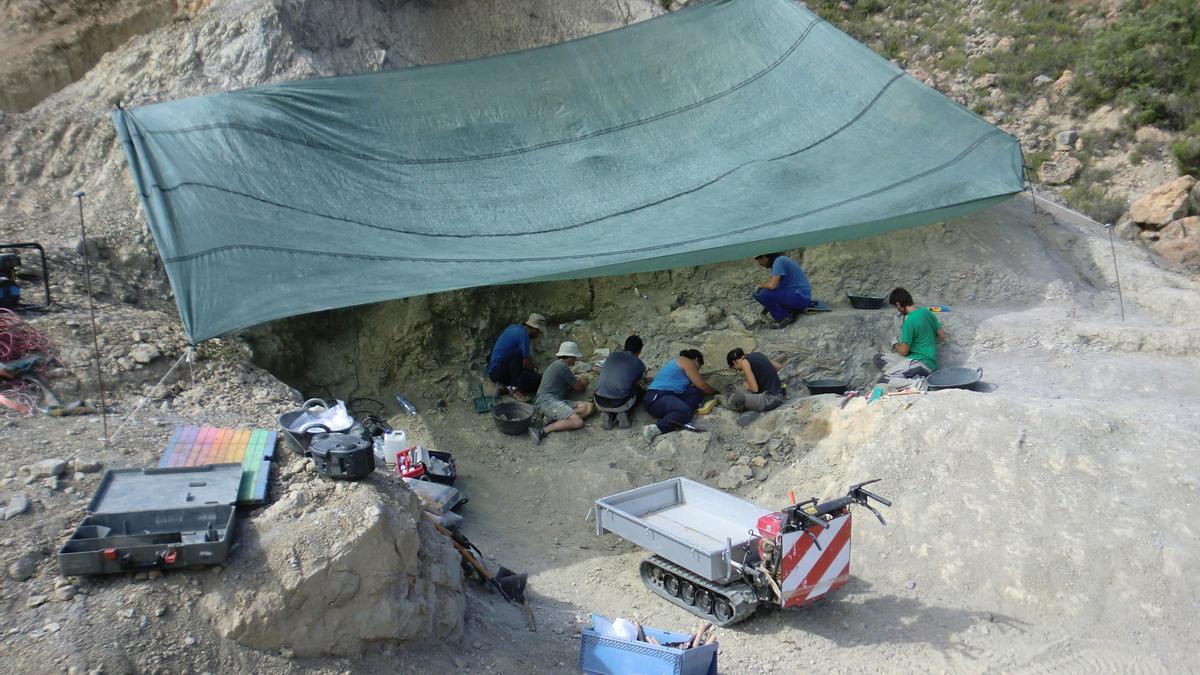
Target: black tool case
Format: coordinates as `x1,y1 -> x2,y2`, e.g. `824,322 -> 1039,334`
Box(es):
57,464 -> 242,576
309,432 -> 375,480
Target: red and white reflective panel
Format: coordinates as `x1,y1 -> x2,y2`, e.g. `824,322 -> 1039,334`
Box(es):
778,513 -> 852,608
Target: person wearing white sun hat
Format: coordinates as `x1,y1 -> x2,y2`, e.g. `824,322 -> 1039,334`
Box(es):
529,341 -> 595,445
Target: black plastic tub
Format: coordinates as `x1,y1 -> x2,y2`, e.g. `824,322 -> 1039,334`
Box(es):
278,398 -> 357,455
805,379 -> 850,396
492,401 -> 534,435
847,294 -> 886,310
926,367 -> 983,391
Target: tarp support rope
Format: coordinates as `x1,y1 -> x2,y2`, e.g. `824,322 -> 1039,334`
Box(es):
1027,192 -> 1126,323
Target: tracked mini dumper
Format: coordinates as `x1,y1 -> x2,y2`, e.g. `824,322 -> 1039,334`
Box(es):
594,477 -> 890,625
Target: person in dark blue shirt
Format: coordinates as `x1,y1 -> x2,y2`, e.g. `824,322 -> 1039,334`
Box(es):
751,252 -> 812,329
486,313 -> 547,400
593,335 -> 647,429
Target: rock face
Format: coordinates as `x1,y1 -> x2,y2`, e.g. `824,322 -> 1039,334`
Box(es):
201,477 -> 464,657
1155,217 -> 1200,268
1129,176 -> 1197,228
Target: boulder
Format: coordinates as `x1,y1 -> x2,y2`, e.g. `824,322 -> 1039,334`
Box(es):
972,73 -> 998,89
1038,155 -> 1082,185
129,343 -> 160,364
1055,130 -> 1078,150
7,549 -> 39,581
201,478 -> 464,657
1129,176 -> 1197,228
717,465 -> 753,490
1154,220 -> 1200,268
1159,216 -> 1198,241
3,493 -> 30,520
25,458 -> 66,478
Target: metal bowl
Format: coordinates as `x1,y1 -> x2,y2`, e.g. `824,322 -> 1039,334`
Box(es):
805,379 -> 849,396
847,294 -> 886,310
492,401 -> 534,435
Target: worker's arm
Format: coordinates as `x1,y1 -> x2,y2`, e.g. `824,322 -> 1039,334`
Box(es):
769,357 -> 784,371
758,274 -> 781,290
521,357 -> 536,371
739,359 -> 760,393
893,341 -> 910,357
680,358 -> 716,395
936,327 -> 947,343
570,373 -> 589,392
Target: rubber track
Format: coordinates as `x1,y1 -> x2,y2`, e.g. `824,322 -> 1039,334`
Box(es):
640,556 -> 759,626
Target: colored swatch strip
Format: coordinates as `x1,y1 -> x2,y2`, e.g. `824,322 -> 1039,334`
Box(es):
159,426 -> 277,504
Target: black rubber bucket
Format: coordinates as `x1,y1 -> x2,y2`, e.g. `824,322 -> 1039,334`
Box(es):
847,294 -> 886,309
926,367 -> 983,390
805,379 -> 850,396
492,401 -> 534,435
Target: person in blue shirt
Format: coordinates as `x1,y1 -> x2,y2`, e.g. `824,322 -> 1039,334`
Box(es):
641,349 -> 716,445
486,313 -> 547,400
593,335 -> 648,429
751,252 -> 812,329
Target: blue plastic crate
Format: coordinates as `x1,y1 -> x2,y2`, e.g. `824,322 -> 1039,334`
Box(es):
580,614 -> 718,675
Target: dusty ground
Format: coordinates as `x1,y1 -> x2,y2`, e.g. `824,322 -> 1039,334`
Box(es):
3,0 -> 1200,673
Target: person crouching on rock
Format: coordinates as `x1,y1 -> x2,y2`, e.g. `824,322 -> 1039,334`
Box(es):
529,341 -> 594,445
752,251 -> 812,329
721,348 -> 785,412
486,313 -> 547,401
874,287 -> 945,389
593,335 -> 648,429
641,349 -> 716,444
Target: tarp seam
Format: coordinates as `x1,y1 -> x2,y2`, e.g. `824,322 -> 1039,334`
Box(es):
161,129 -> 1008,265
127,18 -> 827,165
139,73 -> 907,240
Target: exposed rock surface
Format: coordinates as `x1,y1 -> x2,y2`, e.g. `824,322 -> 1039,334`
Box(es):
200,475 -> 464,657
1129,176 -> 1197,228
1038,155 -> 1083,185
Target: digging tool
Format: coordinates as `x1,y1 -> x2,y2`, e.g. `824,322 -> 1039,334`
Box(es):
472,383 -> 496,414
425,516 -> 535,630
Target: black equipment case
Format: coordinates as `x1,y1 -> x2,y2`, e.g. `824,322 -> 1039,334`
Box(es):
58,464 -> 241,576
309,432 -> 375,480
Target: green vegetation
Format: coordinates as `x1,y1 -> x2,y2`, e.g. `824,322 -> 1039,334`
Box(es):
1172,125 -> 1200,175
1073,0 -> 1200,131
1062,182 -> 1127,226
811,0 -> 1200,174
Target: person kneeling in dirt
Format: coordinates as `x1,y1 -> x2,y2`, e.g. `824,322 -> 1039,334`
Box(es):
486,313 -> 547,400
641,349 -> 716,444
752,251 -> 812,329
529,341 -> 594,445
593,335 -> 647,429
721,348 -> 785,412
874,287 -> 945,389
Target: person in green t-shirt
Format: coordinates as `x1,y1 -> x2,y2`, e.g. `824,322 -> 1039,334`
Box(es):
873,287 -> 945,389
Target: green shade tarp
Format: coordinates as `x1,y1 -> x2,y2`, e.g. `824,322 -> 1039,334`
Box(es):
114,0 -> 1024,343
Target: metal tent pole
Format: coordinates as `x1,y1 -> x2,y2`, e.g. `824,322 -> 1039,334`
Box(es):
73,190 -> 109,443
1105,223 -> 1126,323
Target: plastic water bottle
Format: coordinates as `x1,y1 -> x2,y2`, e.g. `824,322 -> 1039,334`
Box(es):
394,393 -> 417,415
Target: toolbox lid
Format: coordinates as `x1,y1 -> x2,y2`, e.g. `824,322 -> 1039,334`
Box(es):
87,464 -> 244,515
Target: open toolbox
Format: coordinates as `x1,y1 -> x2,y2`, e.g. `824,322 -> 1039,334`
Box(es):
58,464 -> 242,576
